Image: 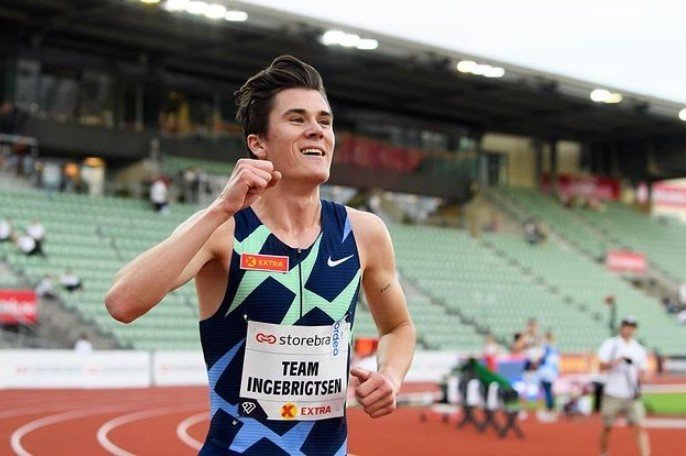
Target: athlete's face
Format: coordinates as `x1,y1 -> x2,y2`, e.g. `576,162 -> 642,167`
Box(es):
250,88 -> 334,184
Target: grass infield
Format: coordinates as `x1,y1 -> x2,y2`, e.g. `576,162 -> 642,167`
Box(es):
643,392 -> 686,416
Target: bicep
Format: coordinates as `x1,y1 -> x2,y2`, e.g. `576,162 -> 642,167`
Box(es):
169,245 -> 215,292
360,223 -> 411,335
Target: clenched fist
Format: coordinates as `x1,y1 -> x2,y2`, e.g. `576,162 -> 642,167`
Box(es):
349,367 -> 399,418
213,159 -> 281,217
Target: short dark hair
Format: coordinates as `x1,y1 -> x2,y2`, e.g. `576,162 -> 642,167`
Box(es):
235,55 -> 328,158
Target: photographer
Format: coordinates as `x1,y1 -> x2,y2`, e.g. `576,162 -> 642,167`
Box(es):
597,316 -> 650,456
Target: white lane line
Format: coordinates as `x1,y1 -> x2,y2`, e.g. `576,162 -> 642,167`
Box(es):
0,393 -> 203,420
176,411 -> 208,451
97,405 -> 204,456
0,398 -> 114,420
643,417 -> 686,429
11,403 -> 147,456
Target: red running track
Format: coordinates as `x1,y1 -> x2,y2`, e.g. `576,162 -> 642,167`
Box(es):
1,387 -> 684,455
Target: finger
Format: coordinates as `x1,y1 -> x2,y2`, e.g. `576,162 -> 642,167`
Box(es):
265,171 -> 282,190
357,373 -> 391,398
237,158 -> 274,173
370,404 -> 395,419
365,396 -> 395,415
356,387 -> 386,406
350,367 -> 372,382
243,172 -> 269,194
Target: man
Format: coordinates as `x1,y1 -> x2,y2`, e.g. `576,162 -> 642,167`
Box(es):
597,316 -> 650,456
106,55 -> 416,455
0,216 -> 12,242
537,330 -> 560,422
60,268 -> 83,292
26,219 -> 46,255
149,177 -> 169,213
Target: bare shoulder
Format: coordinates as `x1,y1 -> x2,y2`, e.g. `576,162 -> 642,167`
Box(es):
345,207 -> 389,243
345,207 -> 393,271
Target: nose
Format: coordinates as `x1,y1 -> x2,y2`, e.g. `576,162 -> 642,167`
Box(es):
304,120 -> 324,139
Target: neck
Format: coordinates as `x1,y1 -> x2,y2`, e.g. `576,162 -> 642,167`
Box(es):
621,335 -> 631,342
252,183 -> 321,239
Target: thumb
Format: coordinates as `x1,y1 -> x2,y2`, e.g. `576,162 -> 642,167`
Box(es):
350,367 -> 372,382
265,170 -> 282,190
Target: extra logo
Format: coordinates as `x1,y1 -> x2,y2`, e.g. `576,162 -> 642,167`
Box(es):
280,403 -> 298,419
241,402 -> 256,415
255,333 -> 277,344
240,253 -> 289,273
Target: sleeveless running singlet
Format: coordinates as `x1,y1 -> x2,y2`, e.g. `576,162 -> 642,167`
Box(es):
199,200 -> 361,456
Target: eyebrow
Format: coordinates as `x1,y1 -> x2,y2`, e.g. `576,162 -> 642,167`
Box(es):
282,108 -> 333,118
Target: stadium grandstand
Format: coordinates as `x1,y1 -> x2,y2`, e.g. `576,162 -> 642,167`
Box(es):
1,1 -> 685,456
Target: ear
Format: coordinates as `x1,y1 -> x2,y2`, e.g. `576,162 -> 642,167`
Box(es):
247,134 -> 267,159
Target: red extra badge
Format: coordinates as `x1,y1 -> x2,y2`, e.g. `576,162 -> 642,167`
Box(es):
240,253 -> 289,273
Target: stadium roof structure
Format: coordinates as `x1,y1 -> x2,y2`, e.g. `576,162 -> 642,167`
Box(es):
1,0 -> 685,144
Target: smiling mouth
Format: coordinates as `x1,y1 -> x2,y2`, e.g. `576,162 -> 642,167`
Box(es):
300,147 -> 325,157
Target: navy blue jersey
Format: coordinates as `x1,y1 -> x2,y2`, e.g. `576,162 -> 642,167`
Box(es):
199,200 -> 361,455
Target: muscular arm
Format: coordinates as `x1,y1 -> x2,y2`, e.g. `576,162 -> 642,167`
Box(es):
105,158 -> 281,324
349,210 -> 416,417
105,206 -> 231,323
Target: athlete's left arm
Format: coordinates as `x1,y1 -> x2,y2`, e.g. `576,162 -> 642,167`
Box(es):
348,209 -> 416,418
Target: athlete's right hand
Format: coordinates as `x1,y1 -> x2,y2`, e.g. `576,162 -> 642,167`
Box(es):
213,159 -> 281,217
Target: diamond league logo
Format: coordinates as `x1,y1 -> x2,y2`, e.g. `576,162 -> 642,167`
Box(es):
255,333 -> 277,344
241,402 -> 257,415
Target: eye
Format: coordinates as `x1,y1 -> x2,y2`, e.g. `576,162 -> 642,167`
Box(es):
289,117 -> 304,124
319,119 -> 332,127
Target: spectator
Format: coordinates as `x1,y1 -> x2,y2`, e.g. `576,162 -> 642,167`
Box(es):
0,216 -> 13,242
677,308 -> 686,325
74,333 -> 93,354
0,100 -> 28,135
14,232 -> 41,256
537,330 -> 560,422
482,333 -> 500,372
26,219 -> 46,255
597,316 -> 650,456
35,274 -> 57,299
524,219 -> 540,245
150,177 -> 169,213
510,332 -> 526,355
60,268 -> 83,292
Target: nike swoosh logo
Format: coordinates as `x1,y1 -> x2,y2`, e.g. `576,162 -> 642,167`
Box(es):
327,255 -> 354,268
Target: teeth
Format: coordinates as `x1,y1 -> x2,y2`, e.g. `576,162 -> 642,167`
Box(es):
301,148 -> 323,156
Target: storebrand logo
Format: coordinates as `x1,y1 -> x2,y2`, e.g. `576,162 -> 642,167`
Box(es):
241,402 -> 256,415
281,403 -> 298,419
256,333 -> 277,344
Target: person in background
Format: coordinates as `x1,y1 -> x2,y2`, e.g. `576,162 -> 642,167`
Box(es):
483,333 -> 501,372
0,216 -> 13,242
26,219 -> 46,255
150,177 -> 169,213
74,333 -> 93,354
60,268 -> 83,292
35,274 -> 57,299
597,316 -> 650,456
14,231 -> 42,256
537,330 -> 560,422
510,332 -> 526,355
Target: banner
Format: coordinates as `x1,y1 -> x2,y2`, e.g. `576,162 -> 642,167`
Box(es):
637,181 -> 686,208
0,289 -> 38,324
0,350 -> 151,389
605,250 -> 647,274
543,174 -> 621,201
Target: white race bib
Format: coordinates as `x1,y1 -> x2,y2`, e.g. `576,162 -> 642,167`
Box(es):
239,319 -> 349,421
